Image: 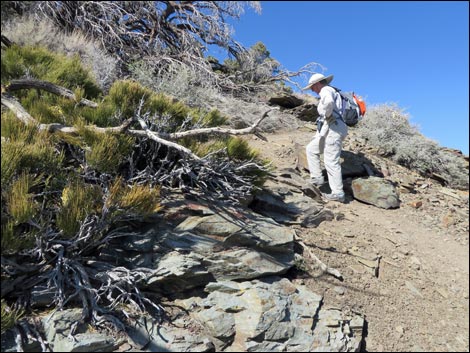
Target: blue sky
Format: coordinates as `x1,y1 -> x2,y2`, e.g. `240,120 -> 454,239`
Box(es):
214,1 -> 469,155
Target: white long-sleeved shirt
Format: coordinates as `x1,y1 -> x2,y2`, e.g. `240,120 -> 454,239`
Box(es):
317,86 -> 342,118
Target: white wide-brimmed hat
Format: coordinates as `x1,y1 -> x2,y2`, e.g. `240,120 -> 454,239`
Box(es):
302,73 -> 334,90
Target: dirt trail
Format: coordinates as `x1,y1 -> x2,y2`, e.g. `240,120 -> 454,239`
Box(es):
243,129 -> 469,352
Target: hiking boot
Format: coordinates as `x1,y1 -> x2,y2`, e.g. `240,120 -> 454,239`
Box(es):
310,177 -> 325,187
322,192 -> 346,203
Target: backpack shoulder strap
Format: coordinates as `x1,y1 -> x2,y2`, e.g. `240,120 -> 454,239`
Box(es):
330,86 -> 341,92
328,86 -> 344,118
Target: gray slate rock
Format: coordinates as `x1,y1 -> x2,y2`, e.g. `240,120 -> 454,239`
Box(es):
42,309 -> 120,352
175,277 -> 364,352
352,176 -> 401,209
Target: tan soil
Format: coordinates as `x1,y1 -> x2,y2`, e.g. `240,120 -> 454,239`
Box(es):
242,128 -> 469,352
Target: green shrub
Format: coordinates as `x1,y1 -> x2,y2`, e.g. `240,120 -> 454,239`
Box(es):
1,45 -> 54,82
1,45 -> 101,99
46,54 -> 102,98
1,220 -> 36,254
85,133 -> 134,174
2,17 -> 119,91
7,173 -> 40,224
57,180 -> 103,238
105,178 -> 162,218
1,116 -> 64,185
2,173 -> 40,254
80,103 -> 121,127
189,140 -> 226,158
21,92 -> 70,125
192,108 -> 228,127
187,136 -> 270,187
226,137 -> 260,161
107,80 -> 155,118
187,136 -> 259,161
105,80 -> 226,130
1,141 -> 24,187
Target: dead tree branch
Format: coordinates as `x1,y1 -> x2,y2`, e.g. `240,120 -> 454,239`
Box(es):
133,116 -> 202,161
5,79 -> 98,107
1,93 -> 37,125
32,2 -> 260,65
1,80 -> 271,161
1,94 -> 127,133
25,1 -> 320,97
167,110 -> 270,139
294,232 -> 343,281
1,34 -> 14,47
1,86 -> 270,163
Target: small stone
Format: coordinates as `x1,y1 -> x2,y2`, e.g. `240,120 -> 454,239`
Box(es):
395,326 -> 404,334
405,281 -> 423,298
409,200 -> 423,209
435,287 -> 450,299
333,286 -> 345,295
335,212 -> 345,221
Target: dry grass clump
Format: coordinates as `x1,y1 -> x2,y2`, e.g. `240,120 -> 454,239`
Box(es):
1,300 -> 25,333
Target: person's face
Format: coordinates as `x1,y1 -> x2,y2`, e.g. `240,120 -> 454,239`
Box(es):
311,82 -> 320,94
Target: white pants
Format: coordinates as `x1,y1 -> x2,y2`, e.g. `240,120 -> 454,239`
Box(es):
306,119 -> 348,194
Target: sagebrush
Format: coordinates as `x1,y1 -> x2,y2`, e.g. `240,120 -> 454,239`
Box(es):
356,104 -> 468,189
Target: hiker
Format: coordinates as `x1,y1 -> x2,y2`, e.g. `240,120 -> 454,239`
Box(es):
303,73 -> 348,202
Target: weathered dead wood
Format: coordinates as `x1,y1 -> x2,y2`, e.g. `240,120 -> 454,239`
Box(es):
134,117 -> 202,161
167,110 -> 270,139
1,94 -> 131,133
5,79 -> 98,107
1,35 -> 13,47
2,82 -> 270,205
294,232 -> 343,281
1,93 -> 37,125
1,87 -> 270,162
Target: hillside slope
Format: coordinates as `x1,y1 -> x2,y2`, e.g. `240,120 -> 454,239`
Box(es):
242,126 -> 469,352
2,37 -> 468,352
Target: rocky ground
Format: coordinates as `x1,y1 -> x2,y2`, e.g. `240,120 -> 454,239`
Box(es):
242,126 -> 469,352
2,106 -> 468,353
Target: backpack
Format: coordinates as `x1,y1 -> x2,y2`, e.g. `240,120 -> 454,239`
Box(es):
331,87 -> 366,127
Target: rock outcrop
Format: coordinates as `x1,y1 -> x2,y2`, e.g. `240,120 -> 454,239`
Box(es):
1,169 -> 366,352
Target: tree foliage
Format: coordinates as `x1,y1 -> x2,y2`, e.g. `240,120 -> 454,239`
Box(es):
32,1 -> 260,59
24,1 -> 260,81
3,1 -> 320,99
